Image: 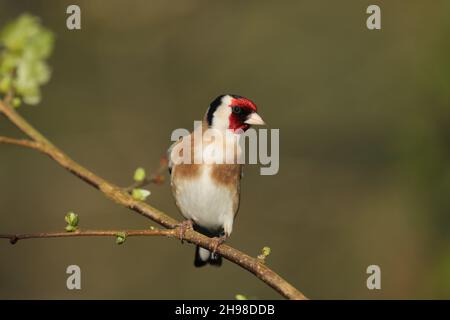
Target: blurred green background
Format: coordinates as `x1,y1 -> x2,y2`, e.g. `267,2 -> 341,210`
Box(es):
1,0 -> 450,299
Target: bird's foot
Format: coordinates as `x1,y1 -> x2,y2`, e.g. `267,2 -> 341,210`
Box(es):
176,220 -> 193,243
211,234 -> 227,254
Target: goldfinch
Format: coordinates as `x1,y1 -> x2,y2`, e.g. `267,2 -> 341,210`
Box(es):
168,94 -> 265,267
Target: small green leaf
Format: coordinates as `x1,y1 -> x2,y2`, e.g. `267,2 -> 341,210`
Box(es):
0,14 -> 54,106
64,212 -> 79,232
0,75 -> 12,92
149,226 -> 155,230
116,232 -> 126,245
65,225 -> 77,232
235,294 -> 248,300
257,246 -> 271,262
132,188 -> 151,201
12,97 -> 21,108
133,167 -> 146,182
0,53 -> 19,74
65,211 -> 79,227
262,246 -> 271,257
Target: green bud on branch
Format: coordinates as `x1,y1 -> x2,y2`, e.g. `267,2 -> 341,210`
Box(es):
257,246 -> 271,262
133,167 -> 146,182
116,232 -> 126,245
12,97 -> 21,107
131,188 -> 151,201
65,225 -> 77,232
0,14 -> 54,106
64,211 -> 79,232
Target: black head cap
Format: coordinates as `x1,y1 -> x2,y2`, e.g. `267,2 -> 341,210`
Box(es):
206,94 -> 225,126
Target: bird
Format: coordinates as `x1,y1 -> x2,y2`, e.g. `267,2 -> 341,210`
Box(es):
168,94 -> 265,267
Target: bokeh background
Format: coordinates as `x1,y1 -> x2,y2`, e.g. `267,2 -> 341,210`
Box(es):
1,0 -> 450,299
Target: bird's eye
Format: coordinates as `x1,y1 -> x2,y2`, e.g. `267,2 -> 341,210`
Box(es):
232,106 -> 242,114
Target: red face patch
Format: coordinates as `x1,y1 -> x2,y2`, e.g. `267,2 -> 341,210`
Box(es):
231,97 -> 257,112
228,97 -> 258,132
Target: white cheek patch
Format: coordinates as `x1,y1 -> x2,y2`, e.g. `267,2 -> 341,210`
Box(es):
212,96 -> 232,130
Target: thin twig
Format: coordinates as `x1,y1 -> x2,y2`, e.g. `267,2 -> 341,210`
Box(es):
0,99 -> 307,300
0,136 -> 41,150
0,229 -> 176,244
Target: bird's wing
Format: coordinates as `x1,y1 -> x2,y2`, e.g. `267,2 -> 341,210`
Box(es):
167,139 -> 182,175
210,164 -> 243,215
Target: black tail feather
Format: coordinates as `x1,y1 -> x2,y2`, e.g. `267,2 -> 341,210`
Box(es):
208,253 -> 222,267
194,245 -> 208,267
194,245 -> 222,267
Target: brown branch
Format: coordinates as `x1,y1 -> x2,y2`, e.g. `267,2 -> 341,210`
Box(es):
0,229 -> 176,244
0,99 -> 307,300
0,136 -> 41,150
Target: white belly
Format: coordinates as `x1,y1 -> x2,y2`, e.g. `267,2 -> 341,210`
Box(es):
173,166 -> 235,235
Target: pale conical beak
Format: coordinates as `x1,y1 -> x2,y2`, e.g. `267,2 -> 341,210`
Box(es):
245,112 -> 265,125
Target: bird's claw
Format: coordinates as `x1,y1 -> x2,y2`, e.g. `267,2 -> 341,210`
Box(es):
177,220 -> 193,243
211,234 -> 227,255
